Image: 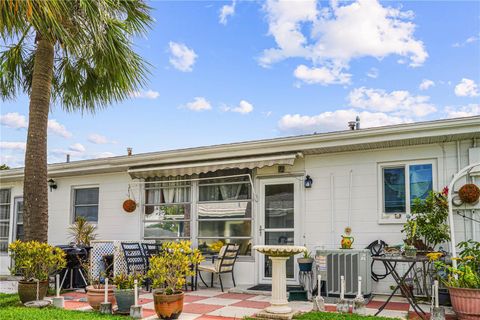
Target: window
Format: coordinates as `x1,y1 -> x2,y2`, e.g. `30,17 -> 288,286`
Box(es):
73,187 -> 99,222
380,161 -> 434,221
143,177 -> 191,241
0,189 -> 11,253
14,198 -> 24,241
197,169 -> 253,256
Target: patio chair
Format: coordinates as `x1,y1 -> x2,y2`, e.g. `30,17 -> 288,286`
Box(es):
197,244 -> 240,292
141,243 -> 163,269
120,242 -> 151,290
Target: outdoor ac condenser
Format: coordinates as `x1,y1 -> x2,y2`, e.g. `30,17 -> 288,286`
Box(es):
315,249 -> 372,298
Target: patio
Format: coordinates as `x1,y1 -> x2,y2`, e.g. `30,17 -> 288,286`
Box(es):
43,287 -> 456,320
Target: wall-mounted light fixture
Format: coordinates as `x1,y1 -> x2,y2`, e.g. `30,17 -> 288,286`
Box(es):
48,179 -> 57,192
304,175 -> 313,188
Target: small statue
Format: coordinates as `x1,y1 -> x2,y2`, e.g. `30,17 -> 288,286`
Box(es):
341,227 -> 354,249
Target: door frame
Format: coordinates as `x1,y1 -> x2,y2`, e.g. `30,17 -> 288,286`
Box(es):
255,176 -> 304,285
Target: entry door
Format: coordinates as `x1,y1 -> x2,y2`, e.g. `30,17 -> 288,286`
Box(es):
258,178 -> 301,284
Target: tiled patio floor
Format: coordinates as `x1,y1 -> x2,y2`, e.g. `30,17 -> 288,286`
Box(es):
47,288 -> 457,320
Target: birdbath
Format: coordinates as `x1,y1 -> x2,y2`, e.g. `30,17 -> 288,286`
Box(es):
254,245 -> 307,315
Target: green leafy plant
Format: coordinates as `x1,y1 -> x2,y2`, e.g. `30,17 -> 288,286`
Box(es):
68,217 -> 97,246
302,251 -> 313,259
112,272 -> 144,290
434,240 -> 480,289
147,241 -> 204,294
403,190 -> 450,250
8,240 -> 66,281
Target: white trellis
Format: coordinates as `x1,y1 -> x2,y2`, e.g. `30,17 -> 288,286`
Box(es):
447,162 -> 480,268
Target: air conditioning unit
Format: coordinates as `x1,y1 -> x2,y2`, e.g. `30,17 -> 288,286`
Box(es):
315,249 -> 372,298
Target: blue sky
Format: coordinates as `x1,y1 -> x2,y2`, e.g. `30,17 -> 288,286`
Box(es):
1,0 -> 479,168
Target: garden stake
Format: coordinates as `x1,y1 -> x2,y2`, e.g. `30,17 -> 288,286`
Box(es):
352,276 -> 366,315
313,274 -> 325,311
336,275 -> 349,313
52,274 -> 65,308
430,280 -> 445,320
99,278 -> 112,314
130,279 -> 143,319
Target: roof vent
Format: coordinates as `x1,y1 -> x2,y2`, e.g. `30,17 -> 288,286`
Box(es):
66,154 -> 70,163
127,147 -> 133,156
348,116 -> 361,130
356,116 -> 360,130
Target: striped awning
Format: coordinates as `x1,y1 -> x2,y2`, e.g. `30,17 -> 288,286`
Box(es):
128,153 -> 298,178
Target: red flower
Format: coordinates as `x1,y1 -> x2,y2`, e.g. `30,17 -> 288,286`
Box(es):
442,186 -> 449,196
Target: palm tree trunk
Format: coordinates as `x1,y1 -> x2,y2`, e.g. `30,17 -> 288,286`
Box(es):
23,36 -> 54,242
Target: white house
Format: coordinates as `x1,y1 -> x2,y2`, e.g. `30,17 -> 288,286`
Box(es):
1,116 -> 479,294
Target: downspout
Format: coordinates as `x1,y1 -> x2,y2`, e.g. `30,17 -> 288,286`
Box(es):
330,173 -> 335,249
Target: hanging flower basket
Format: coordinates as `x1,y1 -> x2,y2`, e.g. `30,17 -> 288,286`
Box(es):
458,184 -> 480,204
123,199 -> 137,213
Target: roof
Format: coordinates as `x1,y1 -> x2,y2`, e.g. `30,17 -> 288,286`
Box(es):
1,116 -> 479,182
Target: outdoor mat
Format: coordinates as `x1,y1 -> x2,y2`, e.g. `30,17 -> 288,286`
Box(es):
246,284 -> 303,291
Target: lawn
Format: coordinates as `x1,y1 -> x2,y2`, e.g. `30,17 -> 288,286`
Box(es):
0,293 -> 125,320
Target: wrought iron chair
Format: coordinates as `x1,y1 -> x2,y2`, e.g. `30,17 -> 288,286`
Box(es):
141,243 -> 162,269
197,244 -> 240,292
121,242 -> 149,290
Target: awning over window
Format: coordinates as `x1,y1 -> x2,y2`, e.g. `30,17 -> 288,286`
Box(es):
128,153 -> 298,179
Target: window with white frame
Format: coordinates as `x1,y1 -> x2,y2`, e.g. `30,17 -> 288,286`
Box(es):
73,187 -> 99,222
380,161 -> 434,220
197,169 -> 253,256
143,176 -> 191,241
0,189 -> 11,253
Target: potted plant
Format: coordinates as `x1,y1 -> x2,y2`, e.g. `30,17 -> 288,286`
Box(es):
297,251 -> 314,272
148,241 -> 203,319
433,240 -> 480,319
80,259 -> 116,310
67,217 -> 97,247
112,272 -> 144,314
402,215 -> 418,258
8,240 -> 66,303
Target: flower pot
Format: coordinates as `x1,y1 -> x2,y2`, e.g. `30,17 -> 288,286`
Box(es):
448,287 -> 480,320
114,288 -> 138,314
18,280 -> 49,304
153,290 -> 184,320
297,258 -> 314,272
86,285 -> 116,310
458,184 -> 480,204
404,247 -> 417,258
123,199 -> 137,213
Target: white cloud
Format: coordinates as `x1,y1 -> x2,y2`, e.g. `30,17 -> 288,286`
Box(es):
0,112 -> 27,129
260,0 -> 427,84
219,1 -> 236,25
223,100 -> 254,114
454,78 -> 479,97
294,64 -> 351,85
0,141 -> 26,150
278,109 -> 409,133
0,154 -> 23,168
182,97 -> 212,111
69,143 -> 86,153
130,89 -> 160,99
366,68 -> 379,79
348,87 -> 436,117
48,119 -> 72,138
94,152 -> 117,159
88,133 -> 116,145
452,35 -> 479,47
419,79 -> 435,90
169,42 -> 198,72
444,104 -> 480,118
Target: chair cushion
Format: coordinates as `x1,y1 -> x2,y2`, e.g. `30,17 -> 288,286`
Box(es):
198,263 -> 217,273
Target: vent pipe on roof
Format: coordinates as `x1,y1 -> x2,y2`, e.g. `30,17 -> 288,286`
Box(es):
66,154 -> 70,163
348,116 -> 361,130
127,147 -> 133,156
356,116 -> 360,130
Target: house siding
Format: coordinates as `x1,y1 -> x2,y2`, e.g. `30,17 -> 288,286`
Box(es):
1,140 -> 479,294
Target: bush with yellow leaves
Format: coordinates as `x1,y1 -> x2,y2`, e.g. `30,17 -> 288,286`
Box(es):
148,241 -> 204,294
8,240 -> 66,281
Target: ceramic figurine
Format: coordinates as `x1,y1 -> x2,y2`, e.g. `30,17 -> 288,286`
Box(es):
341,227 -> 354,249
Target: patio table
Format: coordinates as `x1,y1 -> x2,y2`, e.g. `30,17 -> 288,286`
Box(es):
373,255 -> 429,320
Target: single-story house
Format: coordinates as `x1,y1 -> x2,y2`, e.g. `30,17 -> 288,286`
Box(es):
1,116 -> 479,294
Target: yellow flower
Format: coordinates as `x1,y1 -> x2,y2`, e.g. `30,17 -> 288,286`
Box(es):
426,252 -> 443,261
451,257 -> 463,261
464,255 -> 474,260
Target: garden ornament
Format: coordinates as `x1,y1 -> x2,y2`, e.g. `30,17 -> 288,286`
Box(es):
352,276 -> 366,315
312,275 -> 325,311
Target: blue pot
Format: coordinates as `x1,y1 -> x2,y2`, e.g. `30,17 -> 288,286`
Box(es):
114,289 -> 137,314
297,258 -> 314,272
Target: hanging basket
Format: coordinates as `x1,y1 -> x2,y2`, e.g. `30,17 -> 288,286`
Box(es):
122,199 -> 137,213
458,184 -> 480,204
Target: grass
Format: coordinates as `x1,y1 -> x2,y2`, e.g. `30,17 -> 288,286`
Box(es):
0,293 -> 125,320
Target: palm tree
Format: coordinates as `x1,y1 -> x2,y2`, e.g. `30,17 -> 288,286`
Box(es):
1,0 -> 152,242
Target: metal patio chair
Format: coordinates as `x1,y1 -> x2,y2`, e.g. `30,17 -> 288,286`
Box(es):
197,244 -> 240,292
120,242 -> 150,290
141,243 -> 162,269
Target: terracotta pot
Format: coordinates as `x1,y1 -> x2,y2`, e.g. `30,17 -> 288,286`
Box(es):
458,184 -> 480,204
123,199 -> 137,213
448,286 -> 480,320
86,285 -> 116,310
18,280 -> 49,304
153,290 -> 184,320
